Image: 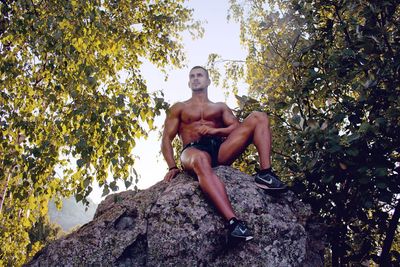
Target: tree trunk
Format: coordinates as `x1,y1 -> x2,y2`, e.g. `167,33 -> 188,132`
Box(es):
332,242 -> 339,267
0,168 -> 12,214
380,199 -> 400,265
1,135 -> 24,213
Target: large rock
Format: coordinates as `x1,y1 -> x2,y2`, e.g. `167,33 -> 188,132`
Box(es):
27,166 -> 325,266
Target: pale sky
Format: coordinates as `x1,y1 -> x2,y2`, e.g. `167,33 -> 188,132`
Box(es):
90,0 -> 247,203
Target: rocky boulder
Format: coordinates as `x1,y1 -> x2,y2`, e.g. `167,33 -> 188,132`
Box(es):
27,166 -> 325,266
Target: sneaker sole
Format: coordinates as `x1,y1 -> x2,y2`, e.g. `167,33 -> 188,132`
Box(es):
229,235 -> 254,242
255,182 -> 288,192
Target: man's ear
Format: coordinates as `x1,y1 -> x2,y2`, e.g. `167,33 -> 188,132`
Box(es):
188,81 -> 190,88
207,78 -> 211,86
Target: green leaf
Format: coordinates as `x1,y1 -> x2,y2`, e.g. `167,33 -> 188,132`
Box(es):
124,179 -> 132,189
321,175 -> 334,183
77,159 -> 85,168
291,115 -> 301,125
83,177 -> 91,188
110,181 -> 118,191
374,168 -> 387,177
363,200 -> 373,209
333,113 -> 346,122
75,193 -> 83,202
359,122 -> 371,134
346,147 -> 359,157
87,76 -> 97,86
102,186 -> 110,197
374,117 -> 386,128
275,102 -> 288,109
307,158 -> 318,169
347,133 -> 360,143
327,143 -> 342,153
376,182 -> 387,189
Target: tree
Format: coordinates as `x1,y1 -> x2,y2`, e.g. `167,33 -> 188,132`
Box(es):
0,0 -> 200,265
27,214 -> 65,260
213,0 -> 400,265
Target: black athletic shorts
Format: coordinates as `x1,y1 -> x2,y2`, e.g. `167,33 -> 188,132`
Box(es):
182,136 -> 223,167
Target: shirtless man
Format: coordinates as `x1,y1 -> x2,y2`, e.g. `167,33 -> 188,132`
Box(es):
161,66 -> 287,242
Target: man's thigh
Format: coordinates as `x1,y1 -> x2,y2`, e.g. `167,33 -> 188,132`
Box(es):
218,122 -> 254,165
181,147 -> 213,172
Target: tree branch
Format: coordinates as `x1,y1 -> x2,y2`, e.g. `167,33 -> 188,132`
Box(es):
333,3 -> 353,47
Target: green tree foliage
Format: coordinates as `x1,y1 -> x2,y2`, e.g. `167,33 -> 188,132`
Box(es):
217,0 -> 400,265
27,214 -> 65,259
0,0 -> 199,265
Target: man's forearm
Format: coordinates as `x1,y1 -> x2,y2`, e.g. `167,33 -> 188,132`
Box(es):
214,123 -> 239,137
161,139 -> 177,168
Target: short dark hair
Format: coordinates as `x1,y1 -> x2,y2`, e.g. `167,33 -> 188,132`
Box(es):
190,66 -> 209,78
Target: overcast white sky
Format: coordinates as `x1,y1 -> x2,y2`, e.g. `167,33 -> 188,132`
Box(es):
90,0 -> 248,203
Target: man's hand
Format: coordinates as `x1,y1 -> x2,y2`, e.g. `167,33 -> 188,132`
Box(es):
164,168 -> 181,182
198,125 -> 218,136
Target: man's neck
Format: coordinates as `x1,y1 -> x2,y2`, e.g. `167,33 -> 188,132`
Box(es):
191,89 -> 209,103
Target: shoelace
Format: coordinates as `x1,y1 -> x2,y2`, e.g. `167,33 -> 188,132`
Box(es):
228,219 -> 248,232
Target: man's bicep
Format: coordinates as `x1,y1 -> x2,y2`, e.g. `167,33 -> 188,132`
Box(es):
163,117 -> 179,139
163,104 -> 181,139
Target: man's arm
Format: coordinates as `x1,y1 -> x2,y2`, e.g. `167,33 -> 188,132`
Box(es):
199,103 -> 239,137
219,103 -> 240,135
161,103 -> 182,181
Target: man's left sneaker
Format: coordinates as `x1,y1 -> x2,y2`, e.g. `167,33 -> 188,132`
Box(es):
227,219 -> 253,243
254,170 -> 288,192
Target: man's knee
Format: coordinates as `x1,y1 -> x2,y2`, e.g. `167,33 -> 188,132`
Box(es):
216,155 -> 232,167
192,152 -> 212,174
248,111 -> 269,125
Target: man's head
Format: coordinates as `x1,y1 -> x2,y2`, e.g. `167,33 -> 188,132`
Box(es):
188,66 -> 211,92
190,66 -> 209,78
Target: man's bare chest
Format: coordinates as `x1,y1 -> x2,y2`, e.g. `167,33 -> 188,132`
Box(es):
180,104 -> 222,124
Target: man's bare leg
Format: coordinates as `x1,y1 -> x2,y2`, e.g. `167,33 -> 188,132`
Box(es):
180,148 -> 236,220
181,147 -> 254,242
218,111 -> 272,168
218,111 -> 287,191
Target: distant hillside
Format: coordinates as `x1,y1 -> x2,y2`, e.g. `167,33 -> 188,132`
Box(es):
48,197 -> 97,232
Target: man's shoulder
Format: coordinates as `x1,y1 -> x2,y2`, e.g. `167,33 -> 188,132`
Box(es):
171,101 -> 190,110
214,101 -> 231,110
167,102 -> 186,117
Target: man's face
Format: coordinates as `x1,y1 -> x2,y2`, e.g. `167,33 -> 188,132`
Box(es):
188,68 -> 210,91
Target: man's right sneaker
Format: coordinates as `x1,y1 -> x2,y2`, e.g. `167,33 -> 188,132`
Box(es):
254,170 -> 288,192
227,219 -> 253,243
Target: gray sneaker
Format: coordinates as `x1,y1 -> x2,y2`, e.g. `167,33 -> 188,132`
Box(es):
254,171 -> 288,192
